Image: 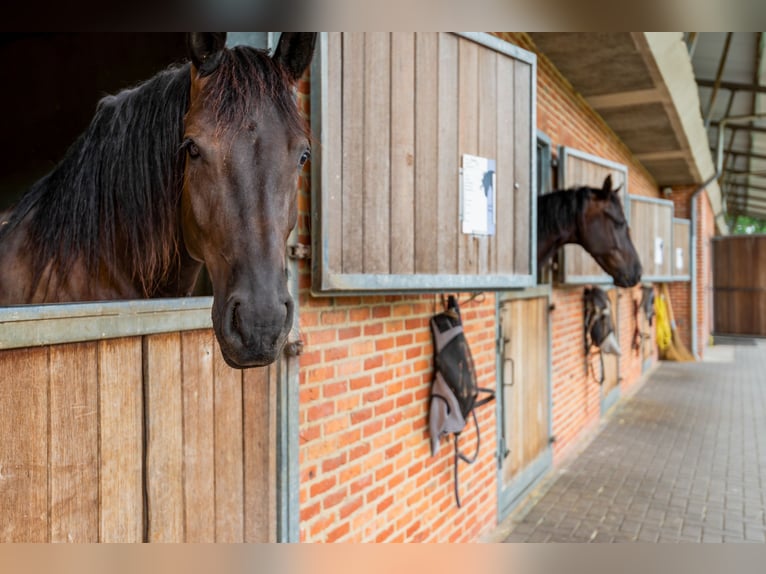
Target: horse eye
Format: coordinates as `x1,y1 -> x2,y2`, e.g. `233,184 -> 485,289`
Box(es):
184,139 -> 200,159
299,149 -> 311,167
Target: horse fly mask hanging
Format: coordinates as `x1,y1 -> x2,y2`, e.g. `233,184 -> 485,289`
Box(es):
583,286 -> 621,384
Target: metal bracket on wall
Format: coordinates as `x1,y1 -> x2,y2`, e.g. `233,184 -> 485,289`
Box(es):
288,244 -> 312,260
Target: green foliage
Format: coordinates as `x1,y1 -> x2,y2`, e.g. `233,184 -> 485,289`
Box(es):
731,214 -> 766,235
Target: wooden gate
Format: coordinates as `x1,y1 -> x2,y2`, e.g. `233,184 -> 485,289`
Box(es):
497,291 -> 551,519
713,235 -> 766,336
0,299 -> 296,542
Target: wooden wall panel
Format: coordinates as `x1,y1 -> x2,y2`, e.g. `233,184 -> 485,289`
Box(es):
243,366 -> 279,543
144,333 -> 184,542
213,347 -> 245,542
50,342 -> 99,542
714,235 -> 766,336
414,32 -> 439,275
0,347 -> 49,542
390,32 -> 416,275
181,330 -> 216,542
559,148 -> 629,284
628,196 -> 674,281
98,337 -> 144,542
672,219 -> 691,279
314,32 -> 536,293
0,328 -> 277,543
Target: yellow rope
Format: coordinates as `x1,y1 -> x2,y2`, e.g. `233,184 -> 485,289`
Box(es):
654,292 -> 672,353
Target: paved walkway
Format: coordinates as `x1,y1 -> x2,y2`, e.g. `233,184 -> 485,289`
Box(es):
502,337 -> 766,543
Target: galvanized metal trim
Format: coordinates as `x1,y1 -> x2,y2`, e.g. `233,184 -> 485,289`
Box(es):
316,273 -> 537,296
498,284 -> 552,303
559,275 -> 616,286
455,32 -> 537,66
0,297 -> 213,350
498,448 -> 553,521
641,275 -> 678,283
628,194 -> 675,208
601,384 -> 621,416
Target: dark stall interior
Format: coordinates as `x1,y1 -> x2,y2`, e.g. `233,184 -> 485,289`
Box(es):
0,33 -> 188,209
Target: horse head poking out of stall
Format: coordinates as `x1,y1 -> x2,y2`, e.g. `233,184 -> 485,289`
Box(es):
537,175 -> 642,287
0,32 -> 317,368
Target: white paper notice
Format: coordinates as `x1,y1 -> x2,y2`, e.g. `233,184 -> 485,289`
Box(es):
461,154 -> 496,236
675,247 -> 684,270
654,237 -> 664,266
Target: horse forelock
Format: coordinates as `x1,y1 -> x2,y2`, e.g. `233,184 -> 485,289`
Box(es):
199,46 -> 310,141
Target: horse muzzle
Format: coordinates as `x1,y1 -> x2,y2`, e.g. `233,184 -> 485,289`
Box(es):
214,294 -> 293,368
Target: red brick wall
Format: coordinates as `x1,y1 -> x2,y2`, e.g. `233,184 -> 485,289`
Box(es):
295,71 -> 498,542
295,33 -> 706,542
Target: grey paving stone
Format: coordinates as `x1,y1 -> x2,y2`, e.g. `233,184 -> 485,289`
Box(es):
502,340 -> 766,544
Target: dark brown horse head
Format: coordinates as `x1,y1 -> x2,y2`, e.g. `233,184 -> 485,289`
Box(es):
181,32 -> 316,368
577,175 -> 642,288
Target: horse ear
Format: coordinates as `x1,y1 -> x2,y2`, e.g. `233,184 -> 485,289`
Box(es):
273,33 -> 317,82
188,33 -> 227,76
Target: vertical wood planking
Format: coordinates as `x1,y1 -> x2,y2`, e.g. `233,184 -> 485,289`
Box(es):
495,53 -> 515,274
0,347 -> 49,542
390,32 -> 416,275
478,48 -> 497,276
144,333 -> 184,542
213,345 -> 245,542
50,342 -> 98,542
435,33 -> 458,275
458,38 -> 479,275
243,366 -> 276,543
601,290 -> 620,397
180,330 -> 216,542
363,32 -> 391,273
99,337 -> 143,542
341,32 -> 365,274
414,32 -> 439,274
513,61 -> 532,276
324,32 -> 343,276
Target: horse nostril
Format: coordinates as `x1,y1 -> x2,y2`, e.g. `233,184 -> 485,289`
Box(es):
226,299 -> 244,343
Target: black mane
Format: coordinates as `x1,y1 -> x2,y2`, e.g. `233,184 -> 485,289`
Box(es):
538,186 -> 591,239
0,45 -> 306,297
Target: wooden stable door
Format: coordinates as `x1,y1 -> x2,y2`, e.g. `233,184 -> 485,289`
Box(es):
599,288 -> 620,413
498,295 -> 551,519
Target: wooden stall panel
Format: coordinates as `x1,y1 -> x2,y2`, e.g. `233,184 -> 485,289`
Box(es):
314,32 -> 536,293
600,289 -> 620,409
0,327 -> 278,543
714,236 -> 766,336
144,333 -> 185,542
559,148 -> 629,284
50,342 -> 99,543
628,196 -> 674,282
0,347 -> 49,542
181,330 -> 216,542
672,219 -> 691,279
99,337 -> 144,542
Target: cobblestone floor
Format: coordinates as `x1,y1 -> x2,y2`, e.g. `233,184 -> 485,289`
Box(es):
503,337 -> 766,543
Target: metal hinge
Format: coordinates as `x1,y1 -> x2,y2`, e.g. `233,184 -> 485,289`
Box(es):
288,244 -> 311,260
283,339 -> 304,357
